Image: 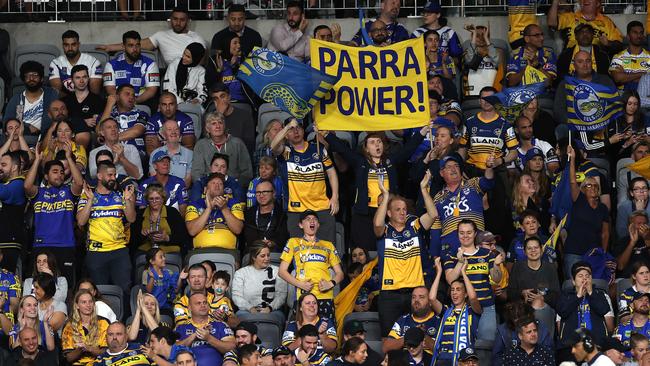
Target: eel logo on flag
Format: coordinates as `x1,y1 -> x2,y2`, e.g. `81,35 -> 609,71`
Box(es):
250,49 -> 284,76
565,76 -> 621,131
573,83 -> 605,123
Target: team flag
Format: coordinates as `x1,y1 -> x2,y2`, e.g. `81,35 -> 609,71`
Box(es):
546,164 -> 573,252
482,82 -> 546,123
628,155 -> 650,180
522,65 -> 548,85
237,47 -> 338,119
564,76 -> 622,132
334,257 -> 378,344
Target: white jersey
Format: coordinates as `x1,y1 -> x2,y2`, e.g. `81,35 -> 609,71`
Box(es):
49,53 -> 103,92
149,29 -> 207,66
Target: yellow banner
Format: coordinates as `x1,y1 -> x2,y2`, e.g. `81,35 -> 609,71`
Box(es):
310,38 -> 430,131
522,65 -> 548,85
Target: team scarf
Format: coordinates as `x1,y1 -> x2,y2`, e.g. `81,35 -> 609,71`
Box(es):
431,304 -> 471,366
577,297 -> 592,330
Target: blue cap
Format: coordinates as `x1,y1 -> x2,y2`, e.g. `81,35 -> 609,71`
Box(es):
152,150 -> 171,163
522,147 -> 544,167
422,0 -> 441,13
458,347 -> 479,361
439,155 -> 462,169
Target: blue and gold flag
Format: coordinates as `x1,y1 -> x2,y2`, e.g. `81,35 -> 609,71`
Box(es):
482,82 -> 546,123
565,76 -> 622,132
237,47 -> 338,119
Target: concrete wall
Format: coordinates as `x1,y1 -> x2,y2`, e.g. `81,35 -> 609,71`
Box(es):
3,13 -> 646,62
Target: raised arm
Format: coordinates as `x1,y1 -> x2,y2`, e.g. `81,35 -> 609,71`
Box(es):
270,120 -> 298,156
24,145 -> 42,198
567,145 -> 580,202
547,0 -> 559,29
429,257 -> 444,314
462,266 -> 482,314
373,178 -> 389,237
419,170 -> 439,229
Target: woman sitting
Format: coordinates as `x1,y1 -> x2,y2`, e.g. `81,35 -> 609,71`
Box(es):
33,273 -> 67,334
328,337 -> 369,365
75,278 -> 118,323
163,42 -> 207,106
2,295 -> 55,351
22,250 -> 68,303
282,293 -> 337,354
127,291 -> 170,345
41,119 -> 87,172
61,289 -> 109,365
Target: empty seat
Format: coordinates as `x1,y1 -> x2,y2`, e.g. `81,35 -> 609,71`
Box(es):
335,222 -> 345,258
343,312 -> 381,342
186,249 -> 238,279
97,284 -> 124,321
236,313 -> 284,349
13,44 -> 60,78
177,102 -> 203,139
136,104 -> 152,117
80,44 -> 110,68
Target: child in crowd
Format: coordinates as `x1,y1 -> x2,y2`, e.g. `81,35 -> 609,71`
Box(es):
211,270 -> 239,328
145,247 -> 181,315
506,210 -> 554,271
201,260 -> 217,291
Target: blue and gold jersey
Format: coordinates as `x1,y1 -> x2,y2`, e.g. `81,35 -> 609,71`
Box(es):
388,312 -> 440,349
78,190 -> 129,252
609,48 -> 650,91
294,348 -> 331,366
280,238 -> 341,300
507,46 -> 558,80
436,305 -> 479,359
279,142 -> 333,212
507,0 -> 537,43
176,320 -> 235,366
558,11 -> 623,49
443,247 -> 496,307
0,269 -> 20,320
32,185 -> 77,248
431,177 -> 494,256
460,114 -> 518,170
282,318 -> 338,347
94,343 -> 154,366
223,345 -> 271,365
378,216 -> 425,291
185,198 -> 244,249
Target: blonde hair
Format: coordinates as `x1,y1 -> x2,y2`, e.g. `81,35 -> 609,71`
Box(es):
580,177 -> 601,196
144,184 -> 168,203
204,112 -> 226,137
512,173 -> 537,216
142,293 -> 161,324
70,289 -> 101,346
262,119 -> 282,146
16,296 -> 43,346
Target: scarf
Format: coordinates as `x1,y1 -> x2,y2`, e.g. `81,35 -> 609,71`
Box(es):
432,304 -> 471,366
176,42 -> 205,92
577,296 -> 592,330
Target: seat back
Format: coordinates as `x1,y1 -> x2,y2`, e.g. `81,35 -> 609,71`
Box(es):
177,103 -> 203,139
136,104 -> 152,117
238,314 -> 284,349
335,222 -> 345,258
0,77 -> 5,114
134,252 -> 182,286
187,250 -> 238,279
80,44 -> 110,68
241,252 -> 283,268
129,284 -> 144,316
343,312 -> 382,342
256,103 -> 291,145
97,284 -> 124,321
13,44 -> 60,78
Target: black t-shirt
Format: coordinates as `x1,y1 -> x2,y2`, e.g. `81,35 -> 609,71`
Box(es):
564,192 -> 609,255
613,236 -> 650,278
210,26 -> 263,59
61,92 -> 105,133
243,204 -> 289,252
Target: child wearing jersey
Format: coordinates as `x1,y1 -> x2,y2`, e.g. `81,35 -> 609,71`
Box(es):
144,247 -> 180,315
211,270 -> 239,328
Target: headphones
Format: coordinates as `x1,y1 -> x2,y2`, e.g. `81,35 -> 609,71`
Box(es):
576,328 -> 594,353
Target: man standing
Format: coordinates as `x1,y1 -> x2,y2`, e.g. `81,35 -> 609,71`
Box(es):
10,328 -> 58,366
99,8 -> 206,67
3,61 -> 58,145
268,1 -> 310,62
373,171 -> 439,338
271,119 -> 339,243
503,318 -> 555,364
243,179 -> 289,250
351,0 -> 409,46
102,31 -> 160,105
149,120 -> 193,187
211,4 -> 262,59
383,287 -> 438,353
506,24 -> 557,87
61,64 -> 105,149
76,161 -> 136,295
145,92 -> 195,154
99,84 -> 149,155
49,30 -> 103,96
610,21 -> 650,91
94,322 -> 153,366
176,293 -> 236,366
0,151 -> 26,272
24,141 -> 83,285
88,118 -> 143,179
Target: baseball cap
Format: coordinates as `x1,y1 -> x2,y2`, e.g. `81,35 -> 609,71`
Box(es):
632,291 -> 650,302
602,337 -> 630,353
439,155 -> 462,169
272,346 -> 292,358
475,231 -> 496,245
300,209 -> 319,222
458,347 -> 479,361
422,0 -> 441,13
404,327 -> 425,347
343,320 -> 365,335
151,150 -> 171,163
571,261 -> 592,279
522,147 -> 545,167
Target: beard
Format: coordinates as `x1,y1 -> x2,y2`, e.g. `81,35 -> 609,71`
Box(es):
25,81 -> 43,92
65,50 -> 79,59
101,179 -> 117,191
125,51 -> 140,63
287,19 -> 299,29
372,35 -> 388,44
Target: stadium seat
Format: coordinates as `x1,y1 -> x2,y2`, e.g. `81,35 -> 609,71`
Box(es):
0,77 -> 4,113
79,44 -> 109,68
11,79 -> 25,96
134,252 -> 182,285
240,252 -> 282,268
538,96 -> 554,117
335,222 -> 345,258
13,44 -> 60,78
186,249 -> 238,279
97,284 -> 124,321
232,101 -> 253,116
236,313 -> 284,349
368,251 -> 377,260
343,312 -> 382,355
129,284 -> 144,316
490,39 -> 510,55
256,103 -> 291,145
177,102 -> 203,139
616,278 -> 633,302
474,338 -> 494,366
136,104 -> 152,117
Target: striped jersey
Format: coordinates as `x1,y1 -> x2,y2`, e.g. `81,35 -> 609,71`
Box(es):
283,318 -> 337,346
93,345 -> 153,366
558,12 -> 623,49
0,269 -> 20,318
443,247 -> 496,307
175,320 -> 235,366
49,53 -> 103,92
223,345 -> 271,365
136,175 -> 188,210
507,0 -> 537,43
460,113 -> 518,170
103,53 -> 160,97
507,47 -> 558,81
278,142 -> 333,212
280,238 -> 341,300
388,312 -> 440,343
609,48 -> 650,91
78,190 -> 129,252
378,216 -> 426,291
32,184 -> 77,248
109,106 -> 149,152
185,198 -> 244,250
411,26 -> 463,58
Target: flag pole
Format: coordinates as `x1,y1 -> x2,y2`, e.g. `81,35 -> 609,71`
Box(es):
429,123 -> 434,150
568,130 -> 571,162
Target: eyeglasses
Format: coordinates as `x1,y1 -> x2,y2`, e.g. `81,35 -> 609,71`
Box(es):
24,72 -> 41,79
255,190 -> 274,195
148,197 -> 163,202
633,187 -> 649,192
584,183 -> 599,189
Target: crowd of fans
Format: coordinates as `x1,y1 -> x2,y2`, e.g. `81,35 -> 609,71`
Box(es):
0,0 -> 649,365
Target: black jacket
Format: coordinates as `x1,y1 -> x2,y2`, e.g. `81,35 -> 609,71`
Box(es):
557,287 -> 611,348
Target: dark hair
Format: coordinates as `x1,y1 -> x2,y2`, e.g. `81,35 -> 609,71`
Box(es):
523,236 -> 542,250
516,316 -> 537,334
228,4 -> 246,13
188,263 -> 208,276
457,219 -> 477,232
210,153 -> 230,168
423,29 -> 439,43
44,159 -> 65,175
146,248 -> 164,269
518,209 -> 540,224
175,350 -> 196,362
571,261 -> 592,279
347,262 -> 363,275
628,20 -> 644,34
122,30 -> 142,43
70,64 -> 89,78
313,25 -> 331,37
296,292 -> 318,324
97,160 -> 116,173
631,261 -> 650,279
248,241 -> 271,266
53,120 -> 74,138
20,61 -> 44,81
3,151 -> 23,172
479,86 -> 498,95
286,0 -> 303,12
522,23 -> 539,37
34,273 -> 57,300
31,249 -> 61,279
74,278 -> 104,301
3,118 -> 20,132
62,29 -> 80,40
149,326 -> 180,345
238,343 -> 259,362
385,349 -> 410,366
117,84 -> 135,94
629,177 -> 649,198
342,336 -> 366,357
201,260 -> 217,274
170,7 -> 190,16
95,149 -> 114,164
621,90 -> 644,131
206,172 -> 226,186
214,270 -> 230,285
298,324 -> 319,338
504,301 -> 535,331
630,332 -> 649,348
